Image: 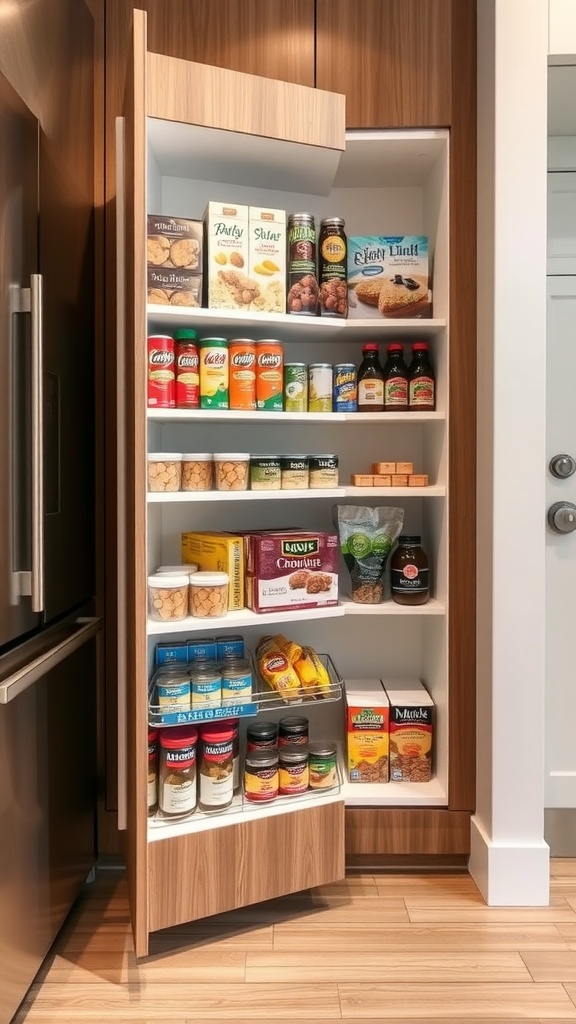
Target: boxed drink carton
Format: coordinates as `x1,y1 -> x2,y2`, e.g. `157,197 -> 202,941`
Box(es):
147,214 -> 203,307
347,235 -> 431,319
181,532 -> 245,611
245,530 -> 339,614
204,201 -> 250,310
248,206 -> 286,313
383,679 -> 434,782
345,679 -> 389,783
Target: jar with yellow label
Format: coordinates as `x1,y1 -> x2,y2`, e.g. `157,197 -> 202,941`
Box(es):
279,745 -> 309,795
319,217 -> 347,318
244,749 -> 279,802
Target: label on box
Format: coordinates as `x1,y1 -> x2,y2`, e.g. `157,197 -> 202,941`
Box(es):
205,201 -> 252,310
147,215 -> 203,271
248,207 -> 286,314
147,267 -> 202,308
182,533 -> 244,611
246,532 -> 339,613
347,235 -> 431,319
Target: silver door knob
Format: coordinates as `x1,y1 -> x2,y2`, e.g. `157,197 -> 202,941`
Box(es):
548,501 -> 576,533
550,454 -> 576,478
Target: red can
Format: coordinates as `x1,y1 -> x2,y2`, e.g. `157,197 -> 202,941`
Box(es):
175,330 -> 199,409
148,335 -> 175,408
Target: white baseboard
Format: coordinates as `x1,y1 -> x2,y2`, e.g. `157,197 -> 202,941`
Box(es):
469,816 -> 550,905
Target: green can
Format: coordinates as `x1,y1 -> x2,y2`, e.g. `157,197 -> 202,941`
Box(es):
283,363 -> 308,412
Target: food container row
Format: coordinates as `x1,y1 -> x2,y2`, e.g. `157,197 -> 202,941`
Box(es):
345,678 -> 434,784
147,452 -> 339,492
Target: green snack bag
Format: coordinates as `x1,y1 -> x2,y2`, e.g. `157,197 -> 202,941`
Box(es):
333,504 -> 404,604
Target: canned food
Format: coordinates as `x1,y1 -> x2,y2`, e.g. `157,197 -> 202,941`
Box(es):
283,363 -> 308,412
148,335 -> 175,408
250,456 -> 281,490
308,364 -> 333,412
333,363 -> 358,412
244,748 -> 279,802
279,716 -> 309,747
309,454 -> 339,489
319,218 -> 348,318
247,721 -> 278,751
174,329 -> 199,409
189,663 -> 221,708
221,658 -> 253,704
279,745 -> 309,795
308,742 -> 338,790
229,338 -> 256,411
287,213 -> 318,316
255,340 -> 283,410
199,337 -> 229,409
280,455 -> 309,490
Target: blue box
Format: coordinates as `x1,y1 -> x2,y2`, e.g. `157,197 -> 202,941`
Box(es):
155,641 -> 188,667
216,635 -> 245,660
188,637 -> 217,662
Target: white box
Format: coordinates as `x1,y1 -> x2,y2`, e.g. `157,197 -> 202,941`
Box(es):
248,206 -> 286,313
204,201 -> 250,310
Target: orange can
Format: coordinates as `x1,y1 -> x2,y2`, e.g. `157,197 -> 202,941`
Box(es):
255,339 -> 284,411
229,339 -> 256,410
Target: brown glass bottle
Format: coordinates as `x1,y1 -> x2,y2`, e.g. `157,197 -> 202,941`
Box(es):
390,536 -> 430,605
383,343 -> 409,410
408,342 -> 436,410
357,343 -> 384,412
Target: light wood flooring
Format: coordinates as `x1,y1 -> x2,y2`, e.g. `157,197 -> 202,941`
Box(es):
15,859 -> 576,1022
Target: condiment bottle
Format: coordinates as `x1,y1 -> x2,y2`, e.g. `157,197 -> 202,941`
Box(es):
383,343 -> 409,410
408,342 -> 436,410
357,343 -> 384,412
390,535 -> 430,605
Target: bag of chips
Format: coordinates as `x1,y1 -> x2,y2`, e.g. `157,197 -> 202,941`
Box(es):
333,505 -> 404,603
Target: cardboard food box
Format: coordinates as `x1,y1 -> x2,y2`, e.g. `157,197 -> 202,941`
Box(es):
204,201 -> 251,310
147,267 -> 202,308
383,679 -> 434,782
181,532 -> 245,611
147,215 -> 203,306
245,530 -> 339,613
347,235 -> 431,319
345,679 -> 390,783
248,206 -> 286,314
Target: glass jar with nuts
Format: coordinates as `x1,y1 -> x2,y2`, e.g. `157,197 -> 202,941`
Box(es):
181,453 -> 214,492
189,571 -> 229,618
213,453 -> 250,491
147,452 -> 182,492
148,573 -> 190,621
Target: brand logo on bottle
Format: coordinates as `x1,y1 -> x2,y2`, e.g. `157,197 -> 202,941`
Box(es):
257,353 -> 281,368
165,747 -> 196,764
203,741 -> 234,758
231,352 -> 255,367
282,539 -> 319,556
149,349 -> 174,367
177,353 -> 199,369
203,350 -> 227,366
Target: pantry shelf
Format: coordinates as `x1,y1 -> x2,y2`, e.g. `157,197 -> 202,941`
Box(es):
340,596 -> 446,616
147,485 -> 445,503
147,604 -> 346,636
342,776 -> 447,807
147,408 -> 446,423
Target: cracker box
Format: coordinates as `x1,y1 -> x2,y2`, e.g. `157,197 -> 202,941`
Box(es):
248,207 -> 286,314
147,215 -> 203,271
147,266 -> 202,308
181,532 -> 245,611
245,530 -> 339,613
383,679 -> 434,783
204,201 -> 251,310
345,679 -> 390,783
347,235 -> 431,319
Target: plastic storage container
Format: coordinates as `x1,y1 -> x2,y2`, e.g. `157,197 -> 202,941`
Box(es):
147,453 -> 182,492
213,453 -> 250,491
181,454 -> 214,491
148,573 -> 190,621
189,571 -> 229,617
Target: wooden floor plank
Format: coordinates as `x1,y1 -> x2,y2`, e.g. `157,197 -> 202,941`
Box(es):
36,950 -> 247,984
550,860 -> 576,878
521,951 -> 576,982
406,906 -> 576,924
338,982 -> 576,1019
272,922 -> 571,951
245,950 -> 531,983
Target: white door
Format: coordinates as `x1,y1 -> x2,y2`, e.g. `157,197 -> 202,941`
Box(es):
547,172 -> 576,274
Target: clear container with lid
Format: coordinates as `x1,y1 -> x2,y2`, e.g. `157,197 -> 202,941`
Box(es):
156,564 -> 198,575
181,454 -> 214,492
189,662 -> 222,708
189,571 -> 229,618
147,452 -> 182,492
148,573 -> 190,621
213,453 -> 250,491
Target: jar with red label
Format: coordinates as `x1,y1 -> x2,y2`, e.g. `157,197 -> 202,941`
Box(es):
408,342 -> 436,410
390,535 -> 430,605
174,328 -> 199,409
159,726 -> 198,817
148,335 -> 175,408
217,718 -> 240,793
148,728 -> 158,816
198,723 -> 234,811
244,749 -> 279,802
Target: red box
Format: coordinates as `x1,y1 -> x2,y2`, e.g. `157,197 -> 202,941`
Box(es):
245,531 -> 339,613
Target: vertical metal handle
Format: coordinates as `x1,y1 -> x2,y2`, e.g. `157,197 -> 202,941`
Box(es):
30,273 -> 44,612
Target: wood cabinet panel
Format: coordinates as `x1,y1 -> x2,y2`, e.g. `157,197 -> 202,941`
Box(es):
139,0 -> 314,86
316,0 -> 452,128
149,802 -> 345,935
345,809 -> 471,856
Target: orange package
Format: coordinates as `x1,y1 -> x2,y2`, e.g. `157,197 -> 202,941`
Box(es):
229,338 -> 256,410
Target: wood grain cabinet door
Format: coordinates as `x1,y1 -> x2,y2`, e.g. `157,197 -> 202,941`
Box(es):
140,0 -> 315,86
316,0 -> 452,128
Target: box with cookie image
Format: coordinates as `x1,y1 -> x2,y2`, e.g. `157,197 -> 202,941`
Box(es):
147,267 -> 202,308
347,235 -> 431,319
147,215 -> 203,307
245,530 -> 339,614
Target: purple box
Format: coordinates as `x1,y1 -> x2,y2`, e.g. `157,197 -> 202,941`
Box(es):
246,531 -> 339,614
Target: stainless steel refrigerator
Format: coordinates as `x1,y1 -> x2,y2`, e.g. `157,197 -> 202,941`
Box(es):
0,64 -> 99,1024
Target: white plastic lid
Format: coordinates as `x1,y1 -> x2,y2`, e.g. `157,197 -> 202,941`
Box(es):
181,453 -> 213,461
147,452 -> 182,461
213,453 -> 250,461
157,564 -> 198,574
189,571 -> 229,587
148,574 -> 190,588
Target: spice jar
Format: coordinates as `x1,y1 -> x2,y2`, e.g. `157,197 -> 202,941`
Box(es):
181,454 -> 213,492
221,658 -> 253,704
190,662 -> 222,708
279,745 -> 309,795
308,742 -> 338,790
213,453 -> 250,491
148,729 -> 158,816
279,716 -> 309,747
148,574 -> 190,621
218,718 -> 240,793
159,726 -> 198,817
147,453 -> 182,492
189,571 -> 229,618
198,724 -> 234,811
390,535 -> 430,605
154,666 -> 191,712
246,721 -> 278,751
244,749 -> 279,802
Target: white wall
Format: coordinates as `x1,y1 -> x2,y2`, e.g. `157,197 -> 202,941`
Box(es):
472,0 -> 550,904
549,0 -> 576,55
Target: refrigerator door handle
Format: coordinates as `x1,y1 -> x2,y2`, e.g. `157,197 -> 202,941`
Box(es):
0,616 -> 101,704
30,273 -> 45,613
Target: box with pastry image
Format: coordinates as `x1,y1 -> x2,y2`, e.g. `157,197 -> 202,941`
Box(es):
347,236 -> 431,319
147,215 -> 203,272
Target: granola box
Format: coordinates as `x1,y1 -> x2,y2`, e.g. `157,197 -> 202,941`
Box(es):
347,235 -> 431,319
204,201 -> 251,310
345,679 -> 389,783
181,532 -> 245,611
147,215 -> 203,271
383,679 -> 434,783
248,207 -> 286,314
147,267 -> 202,308
245,530 -> 339,613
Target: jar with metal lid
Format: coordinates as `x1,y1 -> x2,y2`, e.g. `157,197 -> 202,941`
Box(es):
218,718 -> 240,793
154,665 -> 191,713
287,213 -> 318,316
390,535 -> 430,605
308,742 -> 338,790
198,724 -> 234,811
159,726 -> 198,817
148,729 -> 158,816
189,662 -> 221,708
279,745 -> 309,795
278,716 -> 309,747
246,720 -> 278,751
319,217 -> 348,318
221,658 -> 252,705
244,749 -> 279,802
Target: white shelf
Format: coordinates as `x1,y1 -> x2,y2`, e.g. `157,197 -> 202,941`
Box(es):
340,596 -> 445,616
147,485 -> 444,503
147,408 -> 446,424
342,777 -> 447,807
347,485 -> 445,498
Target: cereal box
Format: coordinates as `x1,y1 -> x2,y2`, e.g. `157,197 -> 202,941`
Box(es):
204,201 -> 251,310
345,679 -> 389,783
347,235 -> 431,319
248,207 -> 286,314
383,679 -> 434,783
181,532 -> 245,611
147,266 -> 202,308
245,530 -> 339,613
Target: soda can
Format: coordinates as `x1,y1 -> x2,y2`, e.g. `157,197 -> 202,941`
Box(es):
199,337 -> 229,409
283,363 -> 308,412
229,339 -> 256,411
148,335 -> 175,408
308,363 -> 333,412
255,340 -> 283,411
333,363 -> 358,412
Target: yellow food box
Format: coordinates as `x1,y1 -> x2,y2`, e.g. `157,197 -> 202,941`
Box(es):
181,532 -> 245,611
248,207 -> 286,314
345,679 -> 389,783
